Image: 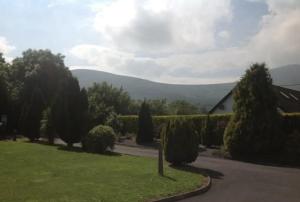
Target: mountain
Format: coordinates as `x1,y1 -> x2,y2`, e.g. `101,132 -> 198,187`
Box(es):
71,64 -> 300,110
270,64 -> 300,91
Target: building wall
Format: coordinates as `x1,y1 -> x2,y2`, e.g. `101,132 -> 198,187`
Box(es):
212,94 -> 234,114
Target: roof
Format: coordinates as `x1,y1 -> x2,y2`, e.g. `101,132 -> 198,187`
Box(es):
274,85 -> 300,113
209,85 -> 300,114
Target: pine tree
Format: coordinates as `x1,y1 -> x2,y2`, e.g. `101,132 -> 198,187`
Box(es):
136,101 -> 153,144
224,63 -> 283,157
53,76 -> 88,147
20,87 -> 45,141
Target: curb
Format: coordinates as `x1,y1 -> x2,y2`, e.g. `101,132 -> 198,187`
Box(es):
149,175 -> 212,202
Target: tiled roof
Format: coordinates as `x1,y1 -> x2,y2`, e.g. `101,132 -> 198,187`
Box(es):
209,85 -> 300,113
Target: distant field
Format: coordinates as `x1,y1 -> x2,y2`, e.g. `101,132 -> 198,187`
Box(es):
0,141 -> 203,202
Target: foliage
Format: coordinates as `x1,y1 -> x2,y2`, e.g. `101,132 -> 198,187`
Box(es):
82,125 -> 116,153
87,82 -> 132,126
1,49 -> 71,135
53,76 -> 88,147
19,87 -> 45,141
168,100 -> 199,115
39,107 -> 55,144
224,63 -> 283,157
136,101 -> 154,144
162,118 -> 199,165
105,112 -> 123,135
120,114 -> 230,145
284,130 -> 300,163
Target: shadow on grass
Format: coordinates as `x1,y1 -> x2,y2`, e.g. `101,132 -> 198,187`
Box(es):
57,145 -> 122,156
170,164 -> 224,179
161,175 -> 177,181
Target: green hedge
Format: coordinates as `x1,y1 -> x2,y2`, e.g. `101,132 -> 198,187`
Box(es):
120,114 -> 231,146
120,113 -> 300,148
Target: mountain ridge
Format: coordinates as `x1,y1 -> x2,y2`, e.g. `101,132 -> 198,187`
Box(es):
71,64 -> 300,110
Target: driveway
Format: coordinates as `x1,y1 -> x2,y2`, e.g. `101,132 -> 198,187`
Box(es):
114,145 -> 300,202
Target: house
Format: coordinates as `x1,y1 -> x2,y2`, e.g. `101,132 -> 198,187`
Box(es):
209,85 -> 300,114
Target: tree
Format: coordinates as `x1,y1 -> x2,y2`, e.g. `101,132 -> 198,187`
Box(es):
224,63 -> 283,157
53,76 -> 88,147
8,49 -> 69,134
19,87 -> 45,141
168,100 -> 199,115
162,118 -> 198,165
136,101 -> 153,144
0,54 -> 9,137
87,82 -> 132,127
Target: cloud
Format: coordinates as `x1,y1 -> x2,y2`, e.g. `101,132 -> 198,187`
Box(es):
218,30 -> 231,40
70,0 -> 300,84
92,0 -> 232,53
0,36 -> 15,62
47,0 -> 80,8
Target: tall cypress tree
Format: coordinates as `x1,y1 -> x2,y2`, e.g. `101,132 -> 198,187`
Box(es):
136,101 -> 153,144
224,63 -> 283,157
19,87 -> 45,141
53,76 -> 88,147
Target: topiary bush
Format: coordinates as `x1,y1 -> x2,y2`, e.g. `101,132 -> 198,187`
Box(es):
82,125 -> 116,153
136,101 -> 154,144
224,63 -> 283,157
162,119 -> 199,165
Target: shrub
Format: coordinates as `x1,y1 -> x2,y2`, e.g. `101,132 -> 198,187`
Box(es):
224,63 -> 283,157
82,125 -> 116,153
284,130 -> 300,163
162,119 -> 199,165
120,114 -> 230,146
105,112 -> 123,135
136,101 -> 154,144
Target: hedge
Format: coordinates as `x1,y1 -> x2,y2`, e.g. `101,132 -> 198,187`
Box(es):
120,113 -> 300,147
119,114 -> 231,146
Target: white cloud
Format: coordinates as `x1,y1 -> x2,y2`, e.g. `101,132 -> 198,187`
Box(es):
218,30 -> 231,40
0,36 -> 15,62
70,0 -> 300,84
47,0 -> 79,8
92,0 -> 232,53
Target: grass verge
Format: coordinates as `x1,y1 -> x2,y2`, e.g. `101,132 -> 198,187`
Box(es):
0,141 -> 203,202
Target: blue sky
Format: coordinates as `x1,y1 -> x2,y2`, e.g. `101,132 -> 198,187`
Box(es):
0,0 -> 299,84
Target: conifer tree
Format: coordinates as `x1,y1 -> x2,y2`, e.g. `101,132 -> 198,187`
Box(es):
136,101 -> 153,144
224,63 -> 283,157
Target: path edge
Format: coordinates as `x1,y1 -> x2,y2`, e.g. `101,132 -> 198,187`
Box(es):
149,175 -> 212,202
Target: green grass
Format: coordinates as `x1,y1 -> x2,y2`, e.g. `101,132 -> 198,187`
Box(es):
0,141 -> 203,202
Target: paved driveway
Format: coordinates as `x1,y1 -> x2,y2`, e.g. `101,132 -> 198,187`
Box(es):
114,145 -> 300,202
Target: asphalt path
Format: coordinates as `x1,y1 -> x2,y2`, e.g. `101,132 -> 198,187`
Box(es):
114,145 -> 300,202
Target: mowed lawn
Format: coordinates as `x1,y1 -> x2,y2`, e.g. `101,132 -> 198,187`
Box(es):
0,141 -> 203,202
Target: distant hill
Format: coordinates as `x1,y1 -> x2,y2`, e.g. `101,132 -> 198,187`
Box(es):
270,64 -> 300,91
71,64 -> 300,110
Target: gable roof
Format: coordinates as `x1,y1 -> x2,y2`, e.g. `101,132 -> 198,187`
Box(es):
209,85 -> 300,114
274,85 -> 300,113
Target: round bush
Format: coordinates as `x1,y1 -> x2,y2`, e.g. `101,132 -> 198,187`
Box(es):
82,125 -> 116,153
162,119 -> 198,165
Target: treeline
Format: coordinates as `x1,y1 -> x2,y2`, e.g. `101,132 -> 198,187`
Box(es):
0,50 -> 88,146
0,49 -> 202,144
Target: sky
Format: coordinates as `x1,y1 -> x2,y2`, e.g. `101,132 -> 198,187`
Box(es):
0,0 -> 299,84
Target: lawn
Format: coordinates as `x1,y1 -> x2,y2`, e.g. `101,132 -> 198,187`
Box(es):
0,141 -> 203,202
